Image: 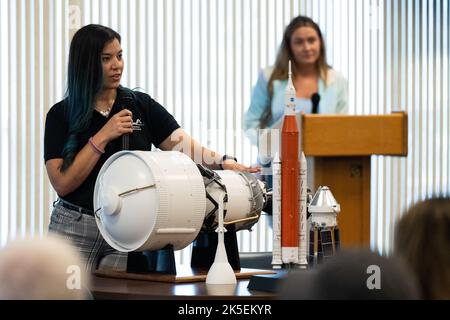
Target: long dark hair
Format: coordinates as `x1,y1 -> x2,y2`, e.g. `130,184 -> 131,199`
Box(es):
260,16 -> 329,128
61,24 -> 121,171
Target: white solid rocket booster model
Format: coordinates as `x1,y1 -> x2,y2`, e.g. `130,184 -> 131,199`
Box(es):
271,152 -> 283,268
271,61 -> 308,268
299,152 -> 308,266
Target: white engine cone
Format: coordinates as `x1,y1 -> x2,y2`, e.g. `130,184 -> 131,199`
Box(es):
206,194 -> 236,285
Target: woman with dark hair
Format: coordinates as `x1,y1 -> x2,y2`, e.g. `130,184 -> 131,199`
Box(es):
395,197 -> 450,299
44,24 -> 259,271
244,16 -> 348,188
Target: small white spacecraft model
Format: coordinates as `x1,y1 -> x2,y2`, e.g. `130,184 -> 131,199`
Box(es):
271,61 -> 308,269
308,186 -> 341,265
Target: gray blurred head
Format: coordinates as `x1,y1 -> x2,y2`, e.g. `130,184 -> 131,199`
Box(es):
0,235 -> 89,300
278,248 -> 419,300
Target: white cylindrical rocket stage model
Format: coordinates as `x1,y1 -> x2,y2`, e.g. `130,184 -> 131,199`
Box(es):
93,151 -> 268,283
272,60 -> 308,268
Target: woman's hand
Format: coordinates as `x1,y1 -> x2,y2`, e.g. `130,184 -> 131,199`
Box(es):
95,109 -> 133,146
221,159 -> 261,173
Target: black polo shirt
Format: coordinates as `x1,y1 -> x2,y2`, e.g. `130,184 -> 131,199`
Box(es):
44,87 -> 180,211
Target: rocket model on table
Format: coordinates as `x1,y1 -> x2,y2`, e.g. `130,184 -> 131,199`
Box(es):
271,61 -> 308,269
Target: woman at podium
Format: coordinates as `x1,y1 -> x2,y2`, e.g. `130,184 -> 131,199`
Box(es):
244,15 -> 348,189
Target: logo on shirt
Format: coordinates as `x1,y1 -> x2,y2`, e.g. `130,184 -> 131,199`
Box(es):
132,119 -> 144,131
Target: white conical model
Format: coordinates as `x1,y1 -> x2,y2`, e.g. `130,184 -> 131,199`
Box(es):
285,60 -> 296,116
206,192 -> 237,284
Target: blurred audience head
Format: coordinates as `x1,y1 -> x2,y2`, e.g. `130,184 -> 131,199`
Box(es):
278,248 -> 419,300
0,235 -> 89,300
395,196 -> 450,300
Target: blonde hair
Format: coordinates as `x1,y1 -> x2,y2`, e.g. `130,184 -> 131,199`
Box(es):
0,235 -> 88,300
261,16 -> 329,128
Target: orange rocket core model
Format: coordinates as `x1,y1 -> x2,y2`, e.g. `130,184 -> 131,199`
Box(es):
281,115 -> 300,248
271,60 -> 306,267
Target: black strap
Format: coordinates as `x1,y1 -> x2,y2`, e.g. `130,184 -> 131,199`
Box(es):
219,155 -> 238,170
56,199 -> 94,216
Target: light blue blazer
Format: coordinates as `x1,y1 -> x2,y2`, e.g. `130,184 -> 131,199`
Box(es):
244,66 -> 348,145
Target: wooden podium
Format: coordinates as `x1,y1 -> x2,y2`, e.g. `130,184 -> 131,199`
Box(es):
302,112 -> 408,247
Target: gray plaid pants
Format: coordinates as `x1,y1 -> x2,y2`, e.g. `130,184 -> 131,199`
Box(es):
48,201 -> 127,272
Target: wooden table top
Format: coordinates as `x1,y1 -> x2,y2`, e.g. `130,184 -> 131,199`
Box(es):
90,275 -> 277,300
